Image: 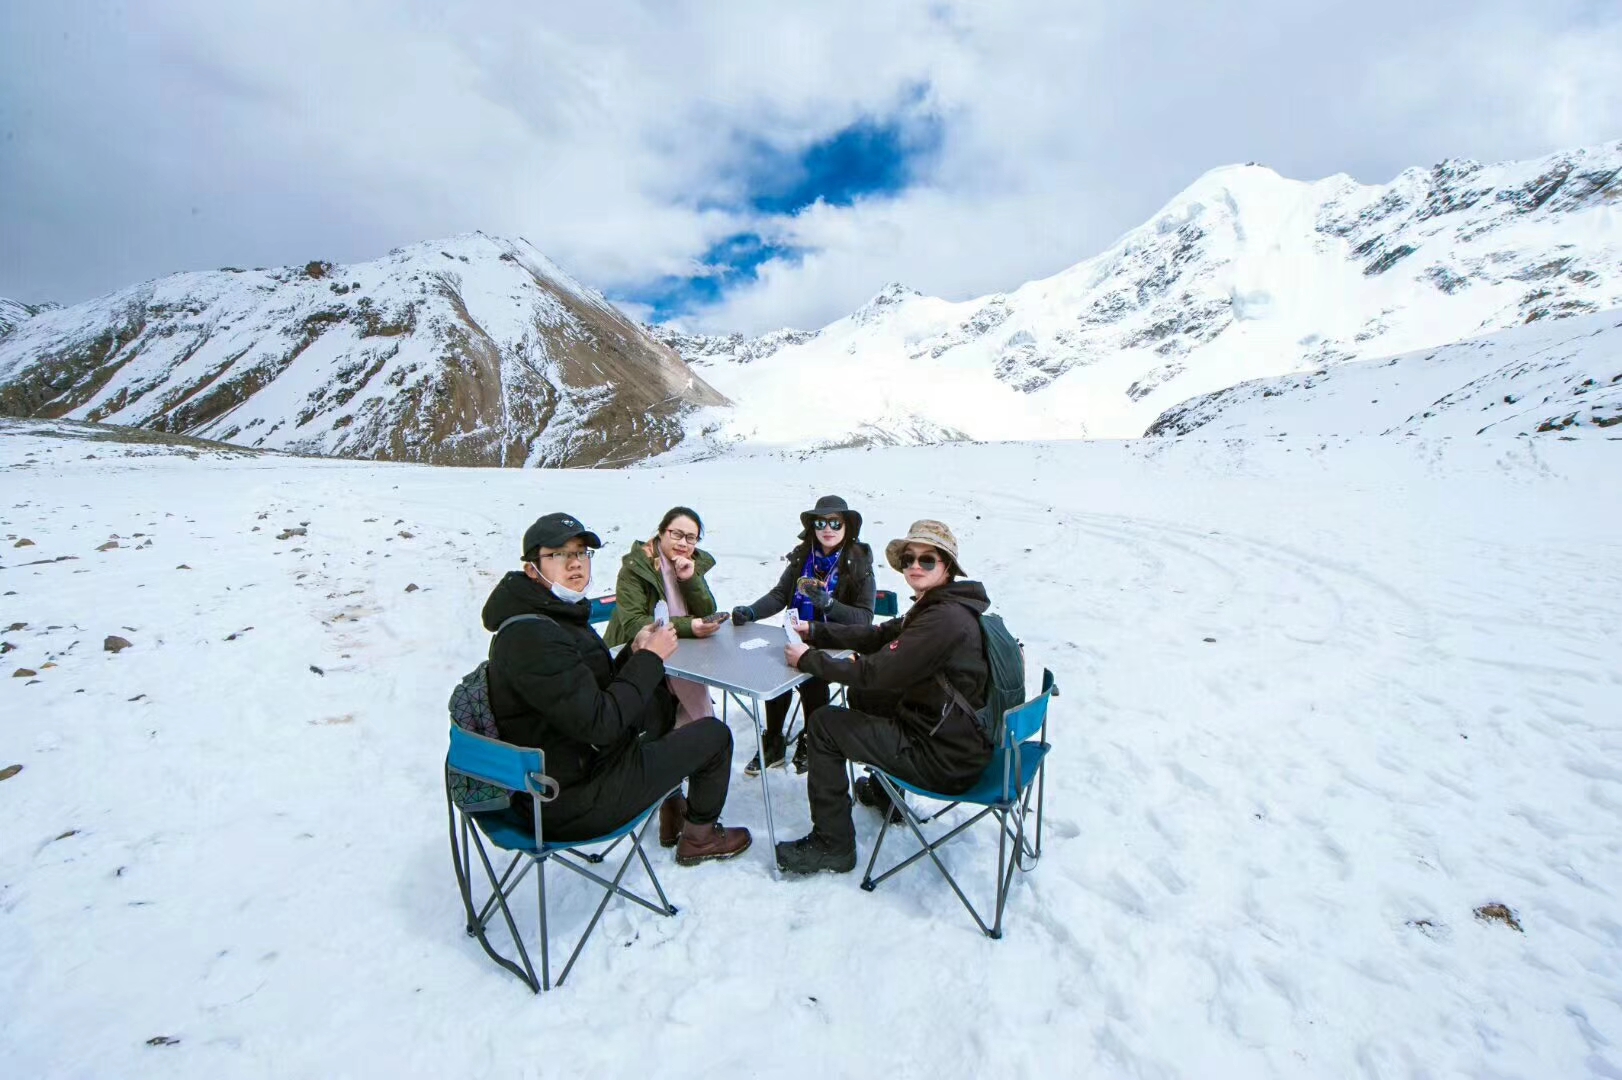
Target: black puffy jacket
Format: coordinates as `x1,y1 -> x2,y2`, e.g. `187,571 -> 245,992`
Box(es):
747,536 -> 876,626
480,571 -> 672,788
799,580 -> 992,781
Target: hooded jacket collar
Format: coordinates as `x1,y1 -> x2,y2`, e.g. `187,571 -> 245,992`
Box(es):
905,579 -> 990,621
620,538 -> 716,587
481,569 -> 591,630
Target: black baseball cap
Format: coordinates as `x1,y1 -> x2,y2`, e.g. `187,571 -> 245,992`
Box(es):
522,512 -> 603,561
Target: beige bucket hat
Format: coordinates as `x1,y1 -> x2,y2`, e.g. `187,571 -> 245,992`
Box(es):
885,519 -> 964,575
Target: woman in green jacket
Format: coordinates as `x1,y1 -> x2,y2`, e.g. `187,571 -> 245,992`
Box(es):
603,506 -> 722,725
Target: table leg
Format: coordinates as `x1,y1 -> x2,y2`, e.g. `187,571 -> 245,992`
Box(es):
729,689 -> 779,876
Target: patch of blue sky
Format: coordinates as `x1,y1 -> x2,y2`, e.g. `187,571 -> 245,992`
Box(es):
621,232 -> 803,322
625,104 -> 941,321
743,114 -> 941,214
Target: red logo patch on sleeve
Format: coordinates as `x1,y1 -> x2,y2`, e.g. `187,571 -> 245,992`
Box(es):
889,641 -> 901,650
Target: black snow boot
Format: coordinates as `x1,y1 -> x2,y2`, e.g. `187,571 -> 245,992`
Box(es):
854,776 -> 905,825
775,832 -> 857,875
744,731 -> 787,777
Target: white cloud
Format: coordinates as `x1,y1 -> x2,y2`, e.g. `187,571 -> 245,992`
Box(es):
2,0 -> 1618,334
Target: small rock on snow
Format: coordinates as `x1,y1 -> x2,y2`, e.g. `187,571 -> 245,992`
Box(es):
96,541 -> 119,551
309,665 -> 325,676
1474,903 -> 1523,932
13,538 -> 34,547
404,583 -> 419,592
104,635 -> 133,653
0,764 -> 22,781
12,668 -> 36,678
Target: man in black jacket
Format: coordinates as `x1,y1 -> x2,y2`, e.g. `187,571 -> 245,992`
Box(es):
483,511 -> 750,865
776,519 -> 992,874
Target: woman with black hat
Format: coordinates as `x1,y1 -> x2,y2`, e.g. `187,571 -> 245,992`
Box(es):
731,495 -> 876,774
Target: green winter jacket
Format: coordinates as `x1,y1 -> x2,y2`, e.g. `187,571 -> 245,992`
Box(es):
601,539 -> 719,647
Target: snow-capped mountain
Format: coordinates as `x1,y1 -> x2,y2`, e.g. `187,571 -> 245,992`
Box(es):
0,234 -> 726,467
1145,308 -> 1622,439
5,143 -> 1618,464
0,298 -> 58,339
666,140 -> 1622,451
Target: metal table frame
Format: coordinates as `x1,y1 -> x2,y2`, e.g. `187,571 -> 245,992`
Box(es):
654,621 -> 819,874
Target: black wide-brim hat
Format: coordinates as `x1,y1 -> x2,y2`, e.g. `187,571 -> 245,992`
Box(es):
522,512 -> 603,560
799,494 -> 862,539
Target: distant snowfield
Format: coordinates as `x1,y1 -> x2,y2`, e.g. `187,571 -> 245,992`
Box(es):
1148,308 -> 1622,439
2,426 -> 1619,1079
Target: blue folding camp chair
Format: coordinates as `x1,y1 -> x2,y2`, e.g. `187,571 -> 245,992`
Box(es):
445,726 -> 677,992
588,595 -> 618,625
858,668 -> 1058,939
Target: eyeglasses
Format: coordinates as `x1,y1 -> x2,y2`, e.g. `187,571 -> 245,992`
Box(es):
812,518 -> 845,531
899,552 -> 940,571
536,549 -> 595,563
663,528 -> 700,545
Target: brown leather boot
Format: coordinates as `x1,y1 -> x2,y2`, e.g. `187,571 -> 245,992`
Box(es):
658,792 -> 687,849
675,820 -> 752,866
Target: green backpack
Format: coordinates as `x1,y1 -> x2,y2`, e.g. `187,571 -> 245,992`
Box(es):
937,612 -> 1026,745
445,614 -> 545,812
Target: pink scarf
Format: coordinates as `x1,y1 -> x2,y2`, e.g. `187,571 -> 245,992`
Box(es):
658,554 -> 714,726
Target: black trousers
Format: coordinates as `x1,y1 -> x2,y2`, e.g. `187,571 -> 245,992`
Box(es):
804,705 -> 977,846
764,677 -> 831,739
539,717 -> 734,842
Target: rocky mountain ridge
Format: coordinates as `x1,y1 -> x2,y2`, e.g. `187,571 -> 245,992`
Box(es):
0,233 -> 725,467
4,141 -> 1618,464
661,139 -> 1622,449
0,299 -> 59,339
1144,308 -> 1622,439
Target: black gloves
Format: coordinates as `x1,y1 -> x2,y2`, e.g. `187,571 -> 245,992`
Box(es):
798,579 -> 832,612
731,605 -> 756,625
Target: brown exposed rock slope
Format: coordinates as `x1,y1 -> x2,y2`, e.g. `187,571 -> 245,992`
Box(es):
0,234 -> 726,467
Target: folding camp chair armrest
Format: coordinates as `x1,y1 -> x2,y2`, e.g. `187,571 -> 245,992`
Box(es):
527,772 -> 560,803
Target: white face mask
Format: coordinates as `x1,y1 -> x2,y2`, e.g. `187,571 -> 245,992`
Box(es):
529,561 -> 590,604
548,581 -> 588,604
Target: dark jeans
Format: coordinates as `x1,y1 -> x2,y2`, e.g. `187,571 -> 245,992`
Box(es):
804,705 -> 977,847
540,717 -> 734,842
764,677 -> 831,740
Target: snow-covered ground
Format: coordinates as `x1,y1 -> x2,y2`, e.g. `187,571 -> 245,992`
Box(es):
2,423 -> 1619,1079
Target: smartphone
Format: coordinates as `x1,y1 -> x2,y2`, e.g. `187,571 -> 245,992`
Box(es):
701,611 -> 731,626
652,600 -> 669,629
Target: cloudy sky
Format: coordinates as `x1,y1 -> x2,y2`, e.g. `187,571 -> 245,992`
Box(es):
2,1 -> 1619,333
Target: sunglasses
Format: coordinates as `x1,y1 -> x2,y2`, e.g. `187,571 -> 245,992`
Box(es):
899,552 -> 940,571
812,518 -> 845,531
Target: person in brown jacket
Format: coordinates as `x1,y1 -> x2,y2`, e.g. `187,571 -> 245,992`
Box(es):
774,519 -> 992,874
